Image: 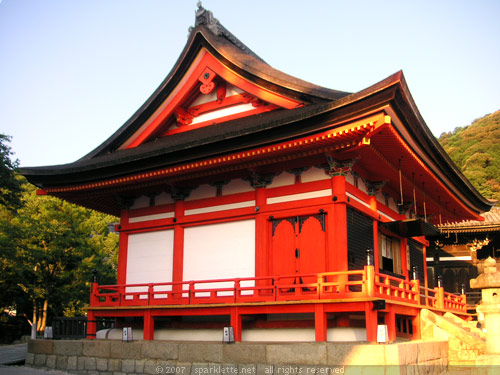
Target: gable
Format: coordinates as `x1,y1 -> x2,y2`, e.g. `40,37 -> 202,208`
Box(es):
120,49 -> 303,150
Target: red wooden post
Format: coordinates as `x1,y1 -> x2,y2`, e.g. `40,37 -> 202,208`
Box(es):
385,307 -> 396,343
315,303 -> 327,342
414,279 -> 420,303
365,265 -> 375,297
143,310 -> 154,340
364,302 -> 377,342
230,307 -> 242,342
436,287 -> 445,310
86,310 -> 96,340
90,282 -> 99,306
412,314 -> 421,340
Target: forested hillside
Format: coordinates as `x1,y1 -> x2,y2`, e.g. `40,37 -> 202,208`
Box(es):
439,110 -> 500,202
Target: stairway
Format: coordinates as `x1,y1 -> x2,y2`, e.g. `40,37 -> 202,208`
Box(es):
420,309 -> 485,365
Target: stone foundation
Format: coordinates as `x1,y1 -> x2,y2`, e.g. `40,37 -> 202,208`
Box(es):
27,339 -> 448,375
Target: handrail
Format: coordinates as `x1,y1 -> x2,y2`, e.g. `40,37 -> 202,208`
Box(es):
90,267 -> 467,313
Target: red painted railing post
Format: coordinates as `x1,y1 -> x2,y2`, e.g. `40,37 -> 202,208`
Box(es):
436,287 -> 445,310
189,282 -> 195,304
234,279 -> 240,303
90,283 -> 99,306
364,265 -> 375,297
410,279 -> 420,304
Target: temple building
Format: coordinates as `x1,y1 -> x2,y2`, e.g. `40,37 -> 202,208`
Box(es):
20,5 -> 492,343
427,206 -> 500,310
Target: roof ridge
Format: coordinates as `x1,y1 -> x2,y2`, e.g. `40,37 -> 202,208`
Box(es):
189,2 -> 266,63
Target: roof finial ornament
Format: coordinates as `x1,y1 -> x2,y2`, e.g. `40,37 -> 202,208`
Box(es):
190,1 -> 222,35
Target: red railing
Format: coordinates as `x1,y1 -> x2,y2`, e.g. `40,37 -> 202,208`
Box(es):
90,266 -> 467,313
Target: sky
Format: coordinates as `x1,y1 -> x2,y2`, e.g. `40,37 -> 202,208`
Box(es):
1,0 -> 499,168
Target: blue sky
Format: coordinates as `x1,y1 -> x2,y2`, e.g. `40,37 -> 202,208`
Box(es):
1,0 -> 499,167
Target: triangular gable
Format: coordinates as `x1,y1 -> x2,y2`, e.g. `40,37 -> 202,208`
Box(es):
121,49 -> 303,150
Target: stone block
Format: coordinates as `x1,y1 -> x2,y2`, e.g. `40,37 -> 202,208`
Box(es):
83,340 -> 111,358
56,355 -> 68,370
396,342 -> 418,365
326,343 -> 386,366
110,341 -> 143,359
108,358 -> 122,372
267,343 -> 327,365
122,359 -> 136,373
34,353 -> 47,366
78,356 -> 86,370
141,341 -> 178,360
416,341 -> 447,363
179,343 -> 223,362
53,339 -> 83,356
28,339 -> 54,355
45,354 -> 56,369
135,358 -> 146,373
85,356 -> 97,371
224,343 -> 266,364
67,356 -> 78,371
97,357 -> 109,371
25,352 -> 35,365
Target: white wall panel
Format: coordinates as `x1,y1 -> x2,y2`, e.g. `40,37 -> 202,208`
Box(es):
183,220 -> 255,294
126,230 -> 174,295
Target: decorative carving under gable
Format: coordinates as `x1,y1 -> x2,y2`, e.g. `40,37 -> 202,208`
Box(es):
242,93 -> 267,108
216,81 -> 226,104
199,67 -> 217,95
365,180 -> 386,196
115,195 -> 135,210
246,172 -> 274,188
324,157 -> 357,177
210,180 -> 229,196
170,187 -> 195,201
287,167 -> 310,184
398,201 -> 414,215
174,107 -> 194,126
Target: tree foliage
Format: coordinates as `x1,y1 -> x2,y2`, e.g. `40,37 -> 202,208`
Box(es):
0,134 -> 23,210
0,183 -> 118,336
439,110 -> 500,202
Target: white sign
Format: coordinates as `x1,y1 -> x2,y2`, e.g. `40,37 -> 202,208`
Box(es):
377,324 -> 388,343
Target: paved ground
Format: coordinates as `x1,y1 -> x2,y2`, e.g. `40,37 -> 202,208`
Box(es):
0,344 -> 73,374
0,365 -> 72,375
0,345 -> 26,366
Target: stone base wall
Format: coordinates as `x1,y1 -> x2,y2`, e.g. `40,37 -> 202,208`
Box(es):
27,339 -> 448,375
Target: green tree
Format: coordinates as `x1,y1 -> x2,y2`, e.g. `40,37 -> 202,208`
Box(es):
439,110 -> 500,202
0,184 -> 118,334
0,134 -> 23,210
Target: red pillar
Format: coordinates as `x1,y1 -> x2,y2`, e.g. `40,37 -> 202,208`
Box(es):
315,303 -> 327,342
255,187 -> 267,278
329,175 -> 348,272
116,232 -> 129,285
86,310 -> 96,339
365,302 -> 377,342
172,200 -> 185,298
412,314 -> 421,340
231,307 -> 242,342
385,307 -> 396,342
143,310 -> 154,340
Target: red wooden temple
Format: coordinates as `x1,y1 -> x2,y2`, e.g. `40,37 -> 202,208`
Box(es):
21,5 -> 492,343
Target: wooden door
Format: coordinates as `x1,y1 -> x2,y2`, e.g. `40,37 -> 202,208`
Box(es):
270,212 -> 327,283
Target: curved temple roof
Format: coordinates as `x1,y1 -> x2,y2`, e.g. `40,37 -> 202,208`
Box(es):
20,5 -> 492,220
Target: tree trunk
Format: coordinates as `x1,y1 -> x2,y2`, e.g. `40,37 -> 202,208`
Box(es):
40,299 -> 48,333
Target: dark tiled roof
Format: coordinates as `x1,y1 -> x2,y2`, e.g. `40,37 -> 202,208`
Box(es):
438,206 -> 500,233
